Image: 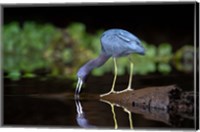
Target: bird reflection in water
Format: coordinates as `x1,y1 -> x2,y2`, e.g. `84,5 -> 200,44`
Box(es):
100,99 -> 134,129
75,99 -> 96,128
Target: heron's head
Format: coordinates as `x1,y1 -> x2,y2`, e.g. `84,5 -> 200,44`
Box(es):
77,67 -> 88,83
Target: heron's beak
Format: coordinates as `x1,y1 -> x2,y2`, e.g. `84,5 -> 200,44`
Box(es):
75,77 -> 83,97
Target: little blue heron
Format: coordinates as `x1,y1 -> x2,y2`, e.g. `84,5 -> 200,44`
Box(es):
75,29 -> 145,97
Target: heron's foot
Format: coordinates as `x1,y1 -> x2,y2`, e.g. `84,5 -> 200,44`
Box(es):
116,87 -> 133,94
100,90 -> 117,97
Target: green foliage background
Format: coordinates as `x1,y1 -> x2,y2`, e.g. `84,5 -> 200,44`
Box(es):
3,22 -> 194,80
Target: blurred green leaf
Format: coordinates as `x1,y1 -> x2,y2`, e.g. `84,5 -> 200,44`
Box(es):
158,63 -> 171,74
23,73 -> 36,78
62,49 -> 73,63
7,70 -> 21,80
158,43 -> 172,56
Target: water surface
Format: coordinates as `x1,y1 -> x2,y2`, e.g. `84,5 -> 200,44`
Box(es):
3,73 -> 195,130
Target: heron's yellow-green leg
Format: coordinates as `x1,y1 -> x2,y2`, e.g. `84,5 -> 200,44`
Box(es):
127,61 -> 134,90
111,57 -> 118,92
116,61 -> 134,94
100,57 -> 117,97
124,108 -> 133,129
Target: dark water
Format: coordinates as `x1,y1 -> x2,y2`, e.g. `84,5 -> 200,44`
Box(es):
3,73 -> 196,130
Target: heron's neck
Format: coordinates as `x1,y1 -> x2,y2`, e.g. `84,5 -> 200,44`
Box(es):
82,53 -> 110,74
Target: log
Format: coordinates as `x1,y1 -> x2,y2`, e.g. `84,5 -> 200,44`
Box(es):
101,85 -> 193,113
100,85 -> 194,126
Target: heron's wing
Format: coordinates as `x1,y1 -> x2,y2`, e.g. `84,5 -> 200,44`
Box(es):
115,32 -> 131,42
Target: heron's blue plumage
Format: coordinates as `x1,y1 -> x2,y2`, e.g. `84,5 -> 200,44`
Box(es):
100,29 -> 145,57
